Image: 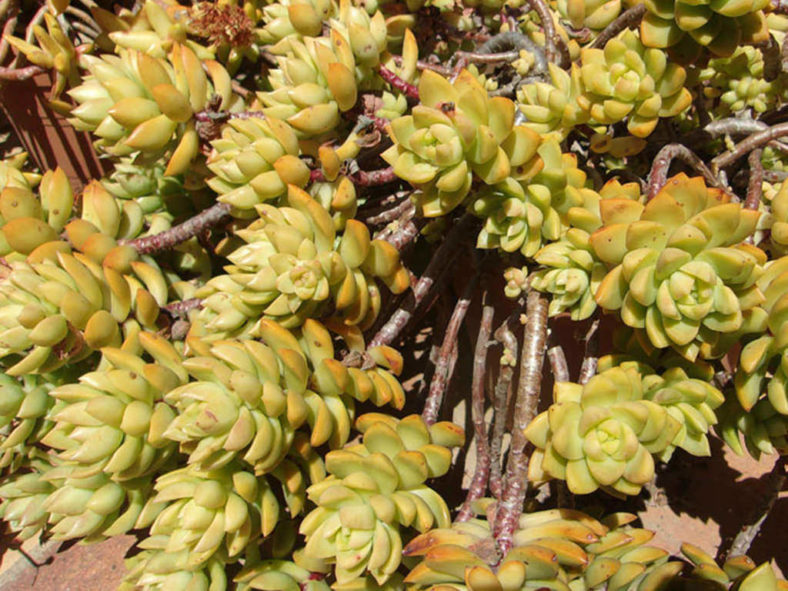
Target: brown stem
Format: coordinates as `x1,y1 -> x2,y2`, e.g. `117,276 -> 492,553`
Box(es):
310,167 -> 397,186
379,220 -> 419,252
646,143 -> 729,200
456,303 -> 495,523
493,291 -> 548,556
706,118 -> 768,137
391,54 -> 452,76
578,318 -> 600,385
366,197 -> 415,226
712,122 -> 788,170
547,345 -> 569,383
455,50 -> 520,64
0,64 -> 43,80
378,65 -> 419,99
367,214 -> 476,348
526,0 -> 570,67
489,314 -> 520,499
723,456 -> 786,559
123,202 -> 231,255
589,4 -> 647,49
745,149 -> 764,213
422,277 -> 478,425
164,298 -> 203,317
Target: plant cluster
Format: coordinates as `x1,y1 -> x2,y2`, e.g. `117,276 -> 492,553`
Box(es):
0,0 -> 785,589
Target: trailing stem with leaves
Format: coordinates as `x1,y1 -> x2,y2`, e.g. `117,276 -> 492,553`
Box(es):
0,0 -> 786,589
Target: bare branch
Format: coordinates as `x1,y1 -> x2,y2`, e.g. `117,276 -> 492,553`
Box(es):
489,311 -> 520,499
712,122 -> 788,170
123,202 -> 231,255
456,302 -> 495,523
745,149 -> 764,213
493,291 -> 549,556
578,318 -> 600,385
547,345 -> 570,383
589,4 -> 647,49
367,214 -> 476,348
525,0 -> 570,67
422,277 -> 478,425
647,143 -> 731,200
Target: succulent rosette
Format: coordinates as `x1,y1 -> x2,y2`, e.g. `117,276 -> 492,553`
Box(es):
298,414 -> 462,585
70,45 -> 241,176
258,14 -> 383,138
699,46 -> 782,115
405,502 -> 680,591
142,463 -> 290,567
382,69 -> 542,217
472,141 -> 594,257
591,173 -> 766,360
531,229 -> 608,320
517,63 -> 591,140
640,0 -> 770,59
194,186 -> 407,334
206,116 -> 311,217
557,0 -> 622,31
525,360 -> 723,495
0,452 -> 56,541
577,30 -> 693,138
259,0 -> 336,45
42,334 -> 183,481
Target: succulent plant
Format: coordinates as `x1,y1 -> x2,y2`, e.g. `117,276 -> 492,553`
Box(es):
142,463 -> 289,566
472,140 -> 594,257
259,0 -> 336,45
0,235 -> 178,374
206,116 -> 310,216
3,0 -> 788,587
41,333 -> 182,481
531,229 -> 608,320
193,186 -> 407,333
382,69 -> 542,217
699,46 -> 783,116
235,558 -> 332,591
4,12 -> 79,109
298,413 -> 462,585
257,18 -> 379,137
517,63 -> 591,140
577,30 -> 693,137
70,44 -> 242,176
0,373 -> 61,472
405,503 -> 681,591
525,359 -> 723,495
640,0 -> 770,59
717,397 -> 788,459
591,173 -> 766,360
41,463 -> 158,541
0,452 -> 58,540
557,0 -> 622,32
680,543 -> 788,589
0,168 -> 75,260
120,549 -> 229,591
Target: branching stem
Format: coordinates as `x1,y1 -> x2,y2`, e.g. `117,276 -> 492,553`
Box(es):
456,302 -> 495,522
493,291 -> 548,556
489,312 -> 520,499
368,214 -> 476,348
589,4 -> 647,49
123,202 -> 231,255
647,143 -> 729,200
712,122 -> 788,170
422,276 -> 478,425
